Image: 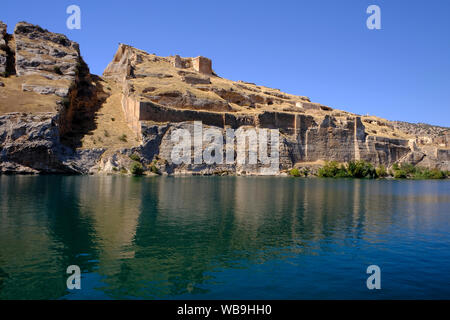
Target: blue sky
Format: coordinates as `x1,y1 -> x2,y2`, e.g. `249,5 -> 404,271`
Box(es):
2,0 -> 450,126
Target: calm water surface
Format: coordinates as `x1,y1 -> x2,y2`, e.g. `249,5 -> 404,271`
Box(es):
0,176 -> 449,299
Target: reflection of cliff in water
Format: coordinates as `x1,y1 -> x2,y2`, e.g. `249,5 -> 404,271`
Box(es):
0,176 -> 99,299
96,177 -> 417,298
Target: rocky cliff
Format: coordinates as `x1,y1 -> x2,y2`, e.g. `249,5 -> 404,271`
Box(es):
0,21 -> 449,175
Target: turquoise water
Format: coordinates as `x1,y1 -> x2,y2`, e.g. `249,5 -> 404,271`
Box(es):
0,176 -> 449,300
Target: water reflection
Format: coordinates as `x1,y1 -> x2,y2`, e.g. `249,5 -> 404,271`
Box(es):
0,176 -> 449,299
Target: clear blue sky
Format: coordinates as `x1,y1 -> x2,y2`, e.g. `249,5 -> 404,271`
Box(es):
2,0 -> 450,126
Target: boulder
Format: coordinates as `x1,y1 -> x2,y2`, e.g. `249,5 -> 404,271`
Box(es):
22,83 -> 69,97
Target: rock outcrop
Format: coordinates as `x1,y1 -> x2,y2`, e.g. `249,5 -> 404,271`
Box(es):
0,113 -> 104,174
101,44 -> 449,174
0,21 -> 104,174
14,22 -> 80,80
0,21 -> 7,74
0,21 -> 449,175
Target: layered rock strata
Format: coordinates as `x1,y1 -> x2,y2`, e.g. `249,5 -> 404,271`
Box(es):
0,21 -> 104,173
0,22 -> 449,175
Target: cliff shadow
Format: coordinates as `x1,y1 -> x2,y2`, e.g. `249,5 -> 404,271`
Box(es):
60,74 -> 109,149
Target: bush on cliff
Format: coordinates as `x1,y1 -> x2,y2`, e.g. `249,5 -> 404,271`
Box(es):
130,162 -> 144,176
118,134 -> 127,142
129,154 -> 141,162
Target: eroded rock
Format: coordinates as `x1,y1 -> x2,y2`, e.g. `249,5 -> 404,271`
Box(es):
14,22 -> 80,80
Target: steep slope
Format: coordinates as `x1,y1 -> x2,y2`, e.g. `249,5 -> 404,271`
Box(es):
0,21 -> 104,173
78,78 -> 140,153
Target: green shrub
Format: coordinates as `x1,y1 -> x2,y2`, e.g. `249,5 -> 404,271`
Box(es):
318,160 -> 378,179
376,165 -> 388,178
400,163 -> 416,175
103,130 -> 110,137
130,162 -> 144,176
393,169 -> 407,179
319,161 -> 447,180
413,167 -> 446,180
129,154 -> 141,162
426,169 -> 445,179
335,164 -> 350,178
118,134 -> 127,142
391,163 -> 447,180
150,164 -> 160,175
289,168 -> 301,177
318,161 -> 343,178
347,160 -> 376,178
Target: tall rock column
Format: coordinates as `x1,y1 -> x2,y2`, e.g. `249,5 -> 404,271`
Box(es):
0,21 -> 7,74
354,117 -> 366,161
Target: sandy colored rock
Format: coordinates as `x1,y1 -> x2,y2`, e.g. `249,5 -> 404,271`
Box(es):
0,22 -> 448,175
14,22 -> 80,80
0,21 -> 8,74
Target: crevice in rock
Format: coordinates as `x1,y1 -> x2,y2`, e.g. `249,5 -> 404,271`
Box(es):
59,59 -> 107,149
5,34 -> 16,76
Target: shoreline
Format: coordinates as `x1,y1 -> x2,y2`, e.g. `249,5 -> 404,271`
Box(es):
1,171 -> 449,180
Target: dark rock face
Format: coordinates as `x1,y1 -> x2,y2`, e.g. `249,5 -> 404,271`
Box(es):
133,117 -> 427,176
0,113 -> 104,174
139,123 -> 170,161
0,21 -> 7,74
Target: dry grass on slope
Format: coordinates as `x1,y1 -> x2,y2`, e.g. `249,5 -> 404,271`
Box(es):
79,78 -> 140,153
0,75 -> 67,114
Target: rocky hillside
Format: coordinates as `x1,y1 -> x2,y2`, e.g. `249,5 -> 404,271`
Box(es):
0,21 -> 449,175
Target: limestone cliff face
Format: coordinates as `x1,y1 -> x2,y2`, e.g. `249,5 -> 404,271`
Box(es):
0,21 -> 104,174
0,21 -> 7,74
0,112 -> 104,174
102,44 -> 449,174
0,22 -> 449,175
